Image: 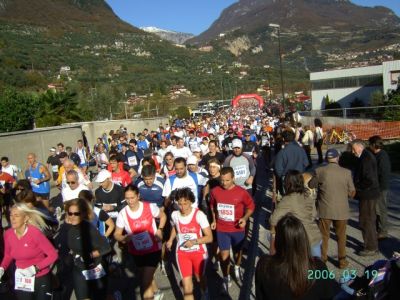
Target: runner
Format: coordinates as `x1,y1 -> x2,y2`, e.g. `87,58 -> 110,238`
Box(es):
65,198 -> 111,300
46,147 -> 61,182
0,203 -> 58,299
210,167 -> 255,292
25,153 -> 51,208
223,138 -> 256,193
109,155 -> 132,187
166,188 -> 212,300
114,185 -> 166,300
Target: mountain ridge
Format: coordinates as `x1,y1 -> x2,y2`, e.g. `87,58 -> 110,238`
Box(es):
190,0 -> 400,44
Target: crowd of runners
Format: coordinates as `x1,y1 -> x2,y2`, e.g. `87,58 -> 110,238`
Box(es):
0,103 -> 397,300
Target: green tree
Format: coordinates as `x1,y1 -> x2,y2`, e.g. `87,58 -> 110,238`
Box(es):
370,90 -> 384,106
384,85 -> 400,120
0,87 -> 38,132
35,89 -> 84,127
174,106 -> 191,119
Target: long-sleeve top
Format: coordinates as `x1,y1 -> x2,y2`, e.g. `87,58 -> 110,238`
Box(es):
353,149 -> 380,200
375,149 -> 391,191
270,192 -> 321,246
274,142 -> 308,178
0,225 -> 58,277
67,220 -> 111,270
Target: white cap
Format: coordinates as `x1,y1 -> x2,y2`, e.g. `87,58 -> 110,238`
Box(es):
95,170 -> 112,183
187,155 -> 198,165
232,139 -> 243,148
192,146 -> 201,153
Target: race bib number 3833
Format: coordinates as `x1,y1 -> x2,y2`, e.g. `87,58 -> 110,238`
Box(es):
217,203 -> 235,222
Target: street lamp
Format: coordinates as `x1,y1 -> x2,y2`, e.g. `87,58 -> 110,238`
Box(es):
269,23 -> 285,111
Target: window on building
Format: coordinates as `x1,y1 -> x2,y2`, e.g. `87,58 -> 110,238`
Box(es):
312,75 -> 382,90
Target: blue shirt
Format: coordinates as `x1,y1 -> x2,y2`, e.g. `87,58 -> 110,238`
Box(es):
137,177 -> 165,207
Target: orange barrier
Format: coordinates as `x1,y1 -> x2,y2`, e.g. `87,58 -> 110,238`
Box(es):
323,121 -> 400,140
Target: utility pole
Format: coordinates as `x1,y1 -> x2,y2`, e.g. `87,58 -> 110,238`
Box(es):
269,23 -> 285,112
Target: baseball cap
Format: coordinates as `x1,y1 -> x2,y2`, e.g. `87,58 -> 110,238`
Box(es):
95,170 -> 112,183
187,155 -> 198,165
325,148 -> 340,159
232,139 -> 243,148
49,147 -> 56,152
243,130 -> 251,136
192,146 -> 201,153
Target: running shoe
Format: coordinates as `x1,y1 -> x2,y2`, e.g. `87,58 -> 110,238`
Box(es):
222,275 -> 232,294
234,265 -> 243,281
213,260 -> 220,271
160,261 -> 167,276
154,290 -> 164,300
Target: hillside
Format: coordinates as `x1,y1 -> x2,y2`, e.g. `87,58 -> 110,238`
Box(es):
189,0 -> 400,72
0,0 -> 240,99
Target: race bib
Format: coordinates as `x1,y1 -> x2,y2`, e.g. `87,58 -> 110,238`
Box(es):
15,272 -> 35,292
127,156 -> 137,167
131,231 -> 153,251
178,233 -> 200,252
107,211 -> 119,219
217,203 -> 235,222
233,165 -> 247,179
81,264 -> 106,281
29,177 -> 40,188
52,165 -> 59,173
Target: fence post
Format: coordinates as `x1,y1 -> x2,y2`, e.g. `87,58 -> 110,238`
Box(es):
343,108 -> 347,119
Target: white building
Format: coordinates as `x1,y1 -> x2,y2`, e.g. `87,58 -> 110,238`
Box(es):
310,60 -> 400,109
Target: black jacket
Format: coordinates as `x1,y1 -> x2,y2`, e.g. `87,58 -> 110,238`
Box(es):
353,149 -> 380,200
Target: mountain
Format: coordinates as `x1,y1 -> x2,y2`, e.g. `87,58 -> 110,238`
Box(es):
0,0 -> 236,100
0,0 -> 138,32
141,26 -> 194,45
188,0 -> 400,72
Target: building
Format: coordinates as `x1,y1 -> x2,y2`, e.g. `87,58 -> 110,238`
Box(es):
310,60 -> 400,109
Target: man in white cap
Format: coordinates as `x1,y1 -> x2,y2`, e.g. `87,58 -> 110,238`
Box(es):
223,138 -> 256,193
95,169 -> 125,220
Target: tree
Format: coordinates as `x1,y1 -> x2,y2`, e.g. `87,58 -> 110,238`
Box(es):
0,87 -> 38,132
384,85 -> 400,120
35,89 -> 84,127
174,106 -> 191,119
370,90 -> 384,106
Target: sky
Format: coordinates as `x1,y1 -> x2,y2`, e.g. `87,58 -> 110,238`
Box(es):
105,0 -> 400,35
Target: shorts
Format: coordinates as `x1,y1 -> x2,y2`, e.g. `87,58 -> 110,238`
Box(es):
216,231 -> 245,251
52,172 -> 59,181
132,250 -> 161,268
34,192 -> 50,200
176,252 -> 207,279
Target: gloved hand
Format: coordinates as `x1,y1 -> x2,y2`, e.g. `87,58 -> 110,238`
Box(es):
18,266 -> 36,277
0,267 -> 4,280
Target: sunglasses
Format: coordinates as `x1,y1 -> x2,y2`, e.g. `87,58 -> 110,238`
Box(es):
67,212 -> 80,216
66,181 -> 76,185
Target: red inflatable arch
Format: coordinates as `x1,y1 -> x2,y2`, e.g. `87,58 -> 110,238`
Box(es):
231,94 -> 264,108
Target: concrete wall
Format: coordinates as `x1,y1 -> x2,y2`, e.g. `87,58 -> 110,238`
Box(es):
68,117 -> 169,149
0,125 -> 83,174
0,117 -> 169,174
